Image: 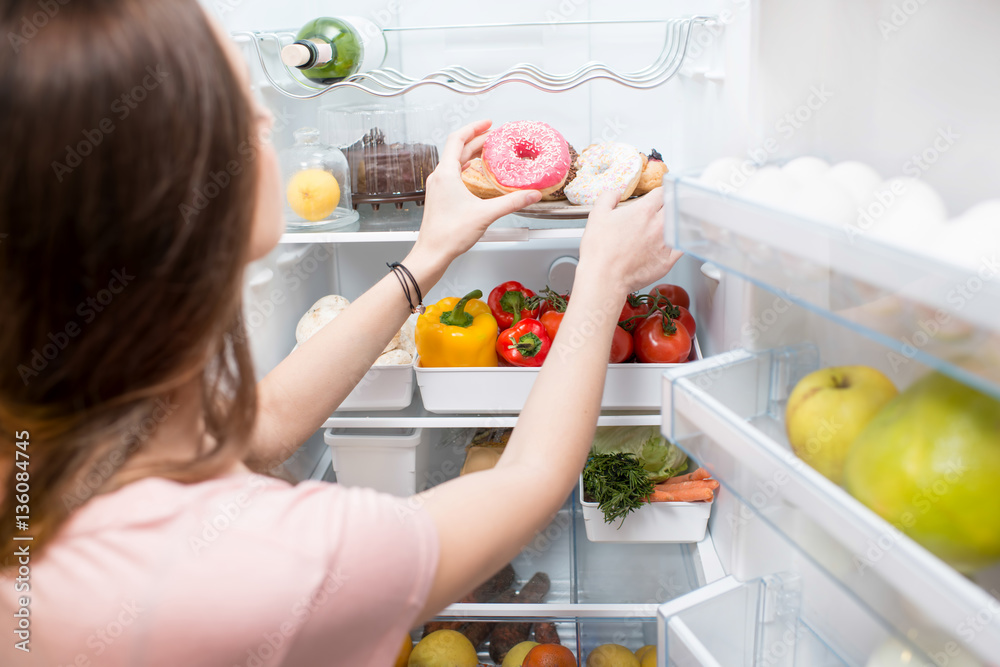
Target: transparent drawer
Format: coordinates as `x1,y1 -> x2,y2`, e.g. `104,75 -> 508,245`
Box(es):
661,347 -> 999,663
663,174 -> 1000,401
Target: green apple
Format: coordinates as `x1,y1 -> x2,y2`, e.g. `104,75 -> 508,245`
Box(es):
501,641 -> 540,667
785,365 -> 898,484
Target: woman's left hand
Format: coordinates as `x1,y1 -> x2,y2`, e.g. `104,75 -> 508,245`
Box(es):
408,120 -> 542,272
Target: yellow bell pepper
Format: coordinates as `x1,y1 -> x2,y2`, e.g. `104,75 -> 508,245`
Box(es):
415,290 -> 498,367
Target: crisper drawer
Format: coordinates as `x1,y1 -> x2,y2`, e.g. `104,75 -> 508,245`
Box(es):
660,346 -> 999,665
416,480 -> 726,666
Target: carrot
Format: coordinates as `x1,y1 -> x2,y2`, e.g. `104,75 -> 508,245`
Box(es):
661,468 -> 710,484
648,487 -> 714,502
654,479 -> 719,493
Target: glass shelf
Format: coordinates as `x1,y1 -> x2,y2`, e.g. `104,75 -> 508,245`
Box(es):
661,346 -> 1000,664
322,391 -> 660,429
279,205 -> 587,244
664,174 -> 1000,400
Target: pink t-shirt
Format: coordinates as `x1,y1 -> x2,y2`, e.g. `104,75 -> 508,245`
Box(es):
0,473 -> 440,666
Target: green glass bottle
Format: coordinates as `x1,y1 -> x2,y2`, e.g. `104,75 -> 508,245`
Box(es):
280,16 -> 387,85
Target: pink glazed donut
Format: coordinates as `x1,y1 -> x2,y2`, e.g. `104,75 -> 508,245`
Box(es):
482,121 -> 571,197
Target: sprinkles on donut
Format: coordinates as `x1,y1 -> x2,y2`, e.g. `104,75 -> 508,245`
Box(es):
564,142 -> 645,205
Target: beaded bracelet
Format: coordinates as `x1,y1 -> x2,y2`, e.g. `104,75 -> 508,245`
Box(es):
387,262 -> 425,314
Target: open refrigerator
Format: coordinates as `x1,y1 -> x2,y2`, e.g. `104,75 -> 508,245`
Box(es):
214,0 -> 1000,664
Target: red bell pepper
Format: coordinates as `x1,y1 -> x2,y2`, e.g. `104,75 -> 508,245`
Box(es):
488,281 -> 539,329
496,319 -> 552,367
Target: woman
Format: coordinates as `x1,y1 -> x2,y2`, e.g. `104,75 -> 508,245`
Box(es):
0,0 -> 681,664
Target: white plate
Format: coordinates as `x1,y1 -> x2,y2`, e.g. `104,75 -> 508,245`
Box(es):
514,196 -> 640,220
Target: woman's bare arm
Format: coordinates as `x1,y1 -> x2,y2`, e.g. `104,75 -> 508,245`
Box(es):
415,189 -> 682,622
244,121 -> 542,471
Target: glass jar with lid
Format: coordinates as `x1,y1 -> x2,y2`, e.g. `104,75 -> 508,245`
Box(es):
281,127 -> 359,231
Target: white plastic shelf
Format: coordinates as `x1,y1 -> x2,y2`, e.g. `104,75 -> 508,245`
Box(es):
661,346 -> 1000,664
663,174 -> 1000,401
322,391 -> 661,429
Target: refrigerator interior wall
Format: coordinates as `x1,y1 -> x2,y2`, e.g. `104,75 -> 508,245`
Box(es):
752,0 -> 1000,213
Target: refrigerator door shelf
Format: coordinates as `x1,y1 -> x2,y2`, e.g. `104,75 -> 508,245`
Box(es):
658,575 -> 859,666
661,346 -> 1000,663
663,174 -> 1000,402
414,339 -> 702,414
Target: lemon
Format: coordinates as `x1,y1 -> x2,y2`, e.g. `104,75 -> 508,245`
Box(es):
634,646 -> 655,661
640,651 -> 656,667
586,644 -> 640,667
501,641 -> 540,667
409,629 -> 478,667
286,168 -> 340,221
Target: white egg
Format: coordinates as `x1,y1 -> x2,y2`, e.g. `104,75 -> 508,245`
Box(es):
864,178 -> 948,249
781,156 -> 830,187
741,166 -> 798,206
929,200 -> 1000,271
785,178 -> 856,227
828,161 -> 883,207
699,156 -> 752,192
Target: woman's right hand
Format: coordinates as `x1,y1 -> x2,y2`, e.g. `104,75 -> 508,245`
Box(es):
578,188 -> 683,297
406,121 -> 541,286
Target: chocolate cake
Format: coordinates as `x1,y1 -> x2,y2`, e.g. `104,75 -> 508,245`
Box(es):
343,128 -> 439,199
542,143 -> 579,201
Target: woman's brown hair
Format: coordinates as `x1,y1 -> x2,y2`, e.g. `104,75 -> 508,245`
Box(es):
0,0 -> 260,561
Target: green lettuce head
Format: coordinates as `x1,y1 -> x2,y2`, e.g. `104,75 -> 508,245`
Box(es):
591,426 -> 688,482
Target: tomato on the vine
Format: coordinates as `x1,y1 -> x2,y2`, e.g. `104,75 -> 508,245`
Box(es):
609,325 -> 634,363
633,312 -> 692,364
540,311 -> 564,341
618,293 -> 650,332
649,284 -> 690,311
537,288 -> 569,317
674,305 -> 696,337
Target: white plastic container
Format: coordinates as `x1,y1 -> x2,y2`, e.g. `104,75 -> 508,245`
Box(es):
579,477 -> 713,543
336,364 -> 414,411
323,428 -> 428,496
414,339 -> 702,414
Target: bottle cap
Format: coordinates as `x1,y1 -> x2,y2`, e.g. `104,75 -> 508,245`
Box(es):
281,43 -> 313,68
